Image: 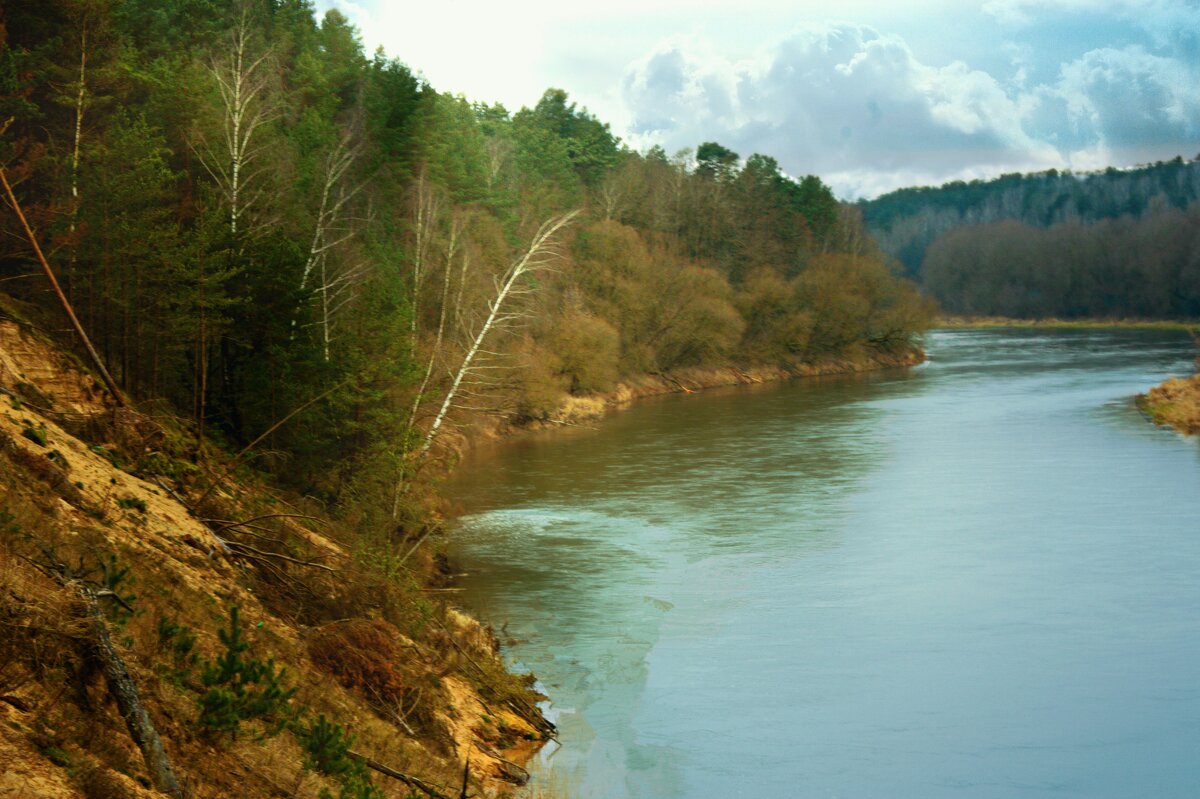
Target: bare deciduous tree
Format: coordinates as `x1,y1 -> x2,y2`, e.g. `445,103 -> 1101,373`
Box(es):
194,11 -> 275,239
295,128 -> 369,360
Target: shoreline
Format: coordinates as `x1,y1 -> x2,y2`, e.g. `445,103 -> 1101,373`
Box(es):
441,346 -> 926,457
1139,373 -> 1200,435
936,315 -> 1199,331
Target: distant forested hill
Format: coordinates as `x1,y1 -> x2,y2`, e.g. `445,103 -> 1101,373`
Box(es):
860,159 -> 1200,318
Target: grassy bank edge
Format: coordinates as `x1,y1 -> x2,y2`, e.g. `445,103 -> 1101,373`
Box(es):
445,345 -> 927,457
1138,373 -> 1200,435
935,315 -> 1200,331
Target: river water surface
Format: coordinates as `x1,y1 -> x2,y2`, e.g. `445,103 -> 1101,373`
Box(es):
444,329 -> 1200,798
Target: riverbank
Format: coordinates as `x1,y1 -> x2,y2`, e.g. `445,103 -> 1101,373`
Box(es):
441,346 -> 925,454
937,315 -> 1199,330
558,347 -> 925,424
0,315 -> 547,798
1139,373 -> 1200,435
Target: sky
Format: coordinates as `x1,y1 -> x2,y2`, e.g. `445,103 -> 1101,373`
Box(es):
314,0 -> 1200,199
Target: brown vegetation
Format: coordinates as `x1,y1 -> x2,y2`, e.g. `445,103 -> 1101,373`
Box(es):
1139,374 -> 1200,435
921,203 -> 1200,319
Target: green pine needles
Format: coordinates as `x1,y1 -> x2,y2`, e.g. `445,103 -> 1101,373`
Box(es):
197,606 -> 296,739
299,714 -> 384,799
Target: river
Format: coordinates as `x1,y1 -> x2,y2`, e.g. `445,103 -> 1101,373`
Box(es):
444,329 -> 1200,798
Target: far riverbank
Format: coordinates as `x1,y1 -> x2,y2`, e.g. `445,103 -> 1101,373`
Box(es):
936,316 -> 1200,436
438,346 -> 925,457
937,315 -> 1199,331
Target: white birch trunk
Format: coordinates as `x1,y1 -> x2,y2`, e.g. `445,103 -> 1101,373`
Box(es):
414,210 -> 578,465
69,28 -> 86,237
292,132 -> 364,359
196,12 -> 272,241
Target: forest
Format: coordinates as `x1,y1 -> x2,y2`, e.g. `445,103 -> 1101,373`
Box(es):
860,159 -> 1200,318
922,204 -> 1200,318
0,0 -> 931,518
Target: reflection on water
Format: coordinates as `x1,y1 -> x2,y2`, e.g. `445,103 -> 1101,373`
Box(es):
445,329 -> 1200,798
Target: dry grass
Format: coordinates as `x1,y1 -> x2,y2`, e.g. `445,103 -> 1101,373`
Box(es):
0,546 -> 86,700
1139,373 -> 1200,434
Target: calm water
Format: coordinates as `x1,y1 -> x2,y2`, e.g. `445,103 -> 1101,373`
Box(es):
444,329 -> 1200,798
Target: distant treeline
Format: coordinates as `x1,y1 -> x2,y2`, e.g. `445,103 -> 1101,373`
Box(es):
860,158 -> 1200,319
923,203 -> 1200,318
862,158 -> 1200,276
0,0 -> 929,513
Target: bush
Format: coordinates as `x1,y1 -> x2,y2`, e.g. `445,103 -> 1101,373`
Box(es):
155,615 -> 197,671
308,619 -> 406,706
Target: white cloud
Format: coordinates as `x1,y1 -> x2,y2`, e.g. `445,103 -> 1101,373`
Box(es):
1055,45 -> 1200,160
622,24 -> 1063,197
322,1 -> 1200,198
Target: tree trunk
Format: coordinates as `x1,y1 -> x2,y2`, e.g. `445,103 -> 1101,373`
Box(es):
412,210 -> 578,468
79,586 -> 183,798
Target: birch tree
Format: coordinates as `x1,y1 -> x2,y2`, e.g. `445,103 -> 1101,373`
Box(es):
68,25 -> 87,249
405,210 -> 464,434
295,129 -> 368,360
195,11 -> 275,240
399,209 -> 578,489
389,202 -> 467,520
407,171 -> 443,347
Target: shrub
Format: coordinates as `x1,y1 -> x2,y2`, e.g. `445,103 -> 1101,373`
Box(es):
155,615 -> 197,671
308,619 -> 406,706
21,423 -> 47,447
115,496 -> 147,513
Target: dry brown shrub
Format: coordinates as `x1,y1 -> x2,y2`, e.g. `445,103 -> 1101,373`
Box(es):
308,618 -> 407,705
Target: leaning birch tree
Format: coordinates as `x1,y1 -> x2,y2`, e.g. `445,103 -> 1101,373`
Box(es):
400,209 -> 579,487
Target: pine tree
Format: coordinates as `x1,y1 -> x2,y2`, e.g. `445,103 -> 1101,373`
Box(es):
197,606 -> 296,739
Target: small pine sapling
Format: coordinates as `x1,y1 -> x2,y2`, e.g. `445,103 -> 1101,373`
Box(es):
197,606 -> 296,739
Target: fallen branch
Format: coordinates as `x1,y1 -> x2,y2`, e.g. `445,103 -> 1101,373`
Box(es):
0,167 -> 126,407
206,513 -> 325,533
473,742 -> 529,785
344,750 -> 452,799
223,539 -> 336,572
0,386 -> 95,421
428,616 -> 553,737
151,477 -> 193,513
